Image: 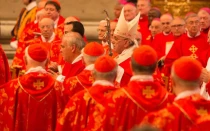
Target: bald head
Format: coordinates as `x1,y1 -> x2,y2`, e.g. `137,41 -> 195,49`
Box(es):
39,18 -> 54,39
137,0 -> 151,16
124,3 -> 137,21
160,14 -> 173,34
64,16 -> 79,24
171,17 -> 186,37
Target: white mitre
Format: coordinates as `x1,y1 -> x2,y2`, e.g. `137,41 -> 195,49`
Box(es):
114,7 -> 140,40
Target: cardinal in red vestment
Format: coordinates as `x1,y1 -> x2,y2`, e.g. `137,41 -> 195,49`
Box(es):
164,13 -> 209,78
50,32 -> 86,85
0,44 -> 10,85
56,56 -> 118,131
141,57 -> 210,131
198,7 -> 210,35
0,44 -> 64,131
12,17 -> 62,74
92,45 -> 174,131
62,42 -> 105,102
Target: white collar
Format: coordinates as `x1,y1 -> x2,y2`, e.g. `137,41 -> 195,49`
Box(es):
187,31 -> 201,38
130,75 -> 154,82
175,88 -> 200,101
26,1 -> 37,11
72,54 -> 83,64
25,66 -> 47,74
84,64 -> 94,71
163,32 -> 170,36
41,33 -> 55,43
102,41 -> 108,47
93,80 -> 114,87
54,17 -> 59,28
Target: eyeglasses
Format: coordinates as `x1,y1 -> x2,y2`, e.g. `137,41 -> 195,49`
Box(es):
187,20 -> 200,25
171,24 -> 184,28
162,22 -> 170,25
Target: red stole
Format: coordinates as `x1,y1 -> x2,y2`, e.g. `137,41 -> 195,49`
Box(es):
62,59 -> 85,78
63,69 -> 93,102
56,84 -> 116,131
99,80 -> 173,131
0,72 -> 64,131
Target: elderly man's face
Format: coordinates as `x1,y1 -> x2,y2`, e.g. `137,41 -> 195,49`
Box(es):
198,10 -> 210,30
171,19 -> 185,37
186,16 -> 201,36
160,15 -> 173,34
137,0 -> 151,16
97,25 -> 107,41
112,34 -> 128,54
124,4 -> 137,21
39,19 -> 54,39
150,20 -> 162,37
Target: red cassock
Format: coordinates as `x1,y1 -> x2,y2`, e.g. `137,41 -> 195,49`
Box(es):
0,72 -> 64,131
152,32 -> 175,59
56,82 -> 116,131
0,44 -> 11,85
61,59 -> 85,79
96,77 -> 174,131
12,35 -> 62,70
63,68 -> 93,102
164,33 -> 209,72
142,94 -> 210,131
138,16 -> 151,45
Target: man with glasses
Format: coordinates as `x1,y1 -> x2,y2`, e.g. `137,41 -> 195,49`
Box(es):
165,13 -> 209,72
111,7 -> 140,86
198,7 -> 210,34
170,17 -> 186,38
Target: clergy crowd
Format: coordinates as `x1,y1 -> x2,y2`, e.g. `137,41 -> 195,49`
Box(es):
0,0 -> 210,130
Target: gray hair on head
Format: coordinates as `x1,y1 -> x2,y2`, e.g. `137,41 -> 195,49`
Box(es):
62,32 -> 85,50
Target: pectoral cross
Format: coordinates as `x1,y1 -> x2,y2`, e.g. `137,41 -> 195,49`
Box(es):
33,79 -> 44,90
142,86 -> 155,98
189,45 -> 198,59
